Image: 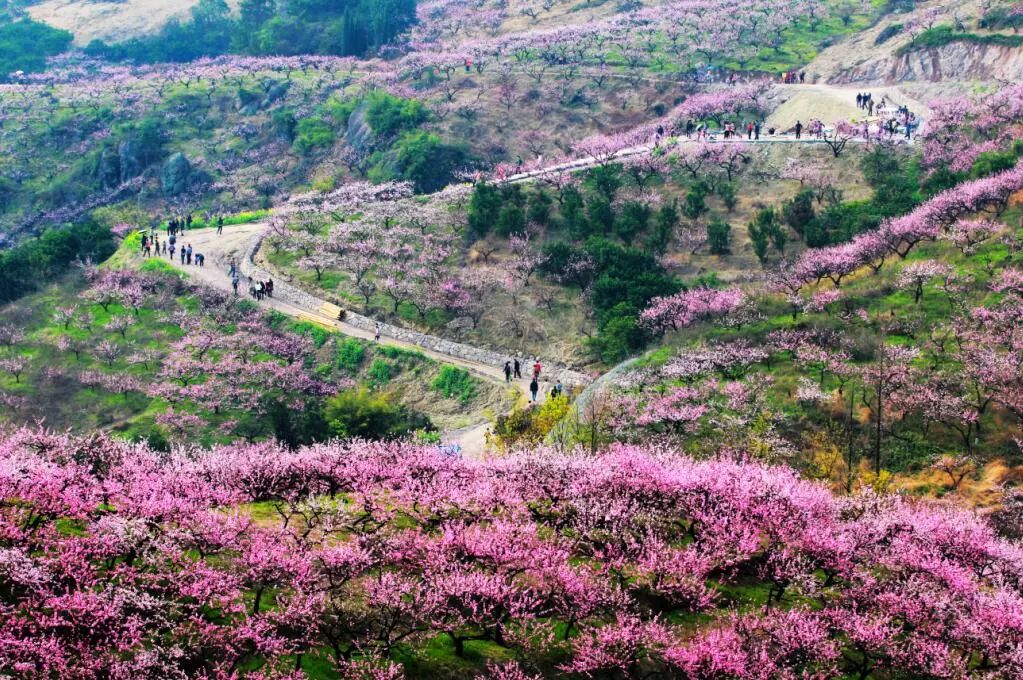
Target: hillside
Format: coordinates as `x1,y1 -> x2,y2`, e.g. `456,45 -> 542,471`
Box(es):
3,0 -> 1023,678
27,0 -> 219,45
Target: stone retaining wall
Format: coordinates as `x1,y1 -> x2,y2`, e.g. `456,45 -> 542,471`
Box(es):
242,231 -> 592,387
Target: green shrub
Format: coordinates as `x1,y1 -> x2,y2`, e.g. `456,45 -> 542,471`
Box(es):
377,345 -> 428,362
337,337 -> 367,373
139,259 -> 182,276
707,217 -> 732,255
386,131 -> 469,193
0,222 -> 115,305
294,117 -> 335,154
431,365 -> 477,405
898,25 -> 1023,54
364,90 -> 429,138
291,321 -> 330,347
324,388 -> 431,440
367,359 -> 393,385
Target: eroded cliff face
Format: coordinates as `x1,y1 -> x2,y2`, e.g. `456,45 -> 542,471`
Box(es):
830,41 -> 1023,84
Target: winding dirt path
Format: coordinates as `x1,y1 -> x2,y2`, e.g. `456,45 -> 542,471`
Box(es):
161,224 -> 557,455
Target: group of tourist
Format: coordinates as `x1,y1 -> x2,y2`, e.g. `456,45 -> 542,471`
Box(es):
855,93 -> 920,140
797,118 -> 826,140
781,70 -> 806,84
165,213 -> 228,236
249,278 -> 273,300
855,92 -> 877,116
166,214 -> 193,236
502,357 -> 566,403
136,229 -> 200,267
177,242 -> 202,266
226,261 -> 271,299
139,232 -> 159,258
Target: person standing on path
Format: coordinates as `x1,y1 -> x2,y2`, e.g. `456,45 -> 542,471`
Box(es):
217,216 -> 224,235
374,322 -> 381,343
504,361 -> 512,382
754,120 -> 761,140
533,358 -> 542,380
529,377 -> 539,403
794,121 -> 803,140
513,358 -> 522,379
179,246 -> 185,265
186,244 -> 193,265
231,274 -> 239,296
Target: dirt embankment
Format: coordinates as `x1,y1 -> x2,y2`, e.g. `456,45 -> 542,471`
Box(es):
805,0 -> 1022,86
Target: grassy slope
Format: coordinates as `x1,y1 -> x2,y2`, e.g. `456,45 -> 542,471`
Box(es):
0,239 -> 508,441
627,199 -> 1023,490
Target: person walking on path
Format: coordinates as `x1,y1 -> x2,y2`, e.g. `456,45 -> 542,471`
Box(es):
374,322 -> 381,343
794,120 -> 803,140
231,274 -> 239,296
529,377 -> 539,403
216,216 -> 224,235
533,358 -> 542,380
265,278 -> 273,298
746,121 -> 754,140
186,244 -> 193,265
754,120 -> 761,140
513,358 -> 522,379
179,246 -> 185,265
504,361 -> 512,382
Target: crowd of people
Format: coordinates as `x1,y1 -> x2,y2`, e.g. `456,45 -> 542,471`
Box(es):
165,213 -> 227,236
137,230 -> 202,267
855,93 -> 920,140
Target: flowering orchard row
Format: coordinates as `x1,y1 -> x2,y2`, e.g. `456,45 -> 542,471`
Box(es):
1,429 -> 1021,678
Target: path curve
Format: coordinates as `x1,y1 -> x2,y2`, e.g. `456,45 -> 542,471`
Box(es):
162,224 -> 569,454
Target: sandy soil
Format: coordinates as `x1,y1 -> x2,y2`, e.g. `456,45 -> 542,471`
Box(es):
765,83 -> 930,131
28,0 -> 237,46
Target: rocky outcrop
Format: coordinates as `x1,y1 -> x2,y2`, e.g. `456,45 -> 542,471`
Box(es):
160,153 -> 191,197
345,101 -> 375,155
831,41 -> 1023,84
117,140 -> 143,184
96,148 -> 121,189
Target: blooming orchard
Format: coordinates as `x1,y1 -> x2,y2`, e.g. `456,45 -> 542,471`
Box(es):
1,429 -> 1021,678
